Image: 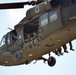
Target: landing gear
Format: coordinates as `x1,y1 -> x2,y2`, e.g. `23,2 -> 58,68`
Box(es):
47,56 -> 56,67
41,53 -> 56,67
14,51 -> 22,61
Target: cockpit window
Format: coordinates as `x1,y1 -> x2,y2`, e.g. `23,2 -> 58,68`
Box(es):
0,30 -> 17,47
0,35 -> 6,47
6,30 -> 17,46
7,33 -> 11,45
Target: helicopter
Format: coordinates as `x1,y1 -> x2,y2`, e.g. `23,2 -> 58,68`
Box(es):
0,0 -> 76,67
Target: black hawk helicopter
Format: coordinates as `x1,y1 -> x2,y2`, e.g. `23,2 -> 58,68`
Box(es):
0,0 -> 76,67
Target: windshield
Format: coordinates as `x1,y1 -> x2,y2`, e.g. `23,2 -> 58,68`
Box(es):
0,35 -> 6,47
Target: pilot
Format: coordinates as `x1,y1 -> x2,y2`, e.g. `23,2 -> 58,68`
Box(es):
62,44 -> 69,53
69,41 -> 75,51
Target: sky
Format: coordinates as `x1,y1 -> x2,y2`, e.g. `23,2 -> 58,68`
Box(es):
0,0 -> 76,75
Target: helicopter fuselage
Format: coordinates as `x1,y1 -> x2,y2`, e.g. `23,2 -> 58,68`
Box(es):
0,0 -> 76,66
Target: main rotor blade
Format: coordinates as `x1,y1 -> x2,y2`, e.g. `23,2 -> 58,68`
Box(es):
0,1 -> 36,9
0,0 -> 44,9
0,3 -> 24,9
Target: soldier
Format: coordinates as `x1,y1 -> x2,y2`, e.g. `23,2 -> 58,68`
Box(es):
58,46 -> 63,55
62,44 -> 69,53
25,33 -> 32,49
33,32 -> 39,47
53,49 -> 60,56
37,27 -> 44,46
53,47 -> 63,56
69,41 -> 75,51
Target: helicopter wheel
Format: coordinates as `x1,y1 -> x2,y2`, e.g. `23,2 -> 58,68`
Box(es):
14,51 -> 22,61
47,56 -> 56,67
